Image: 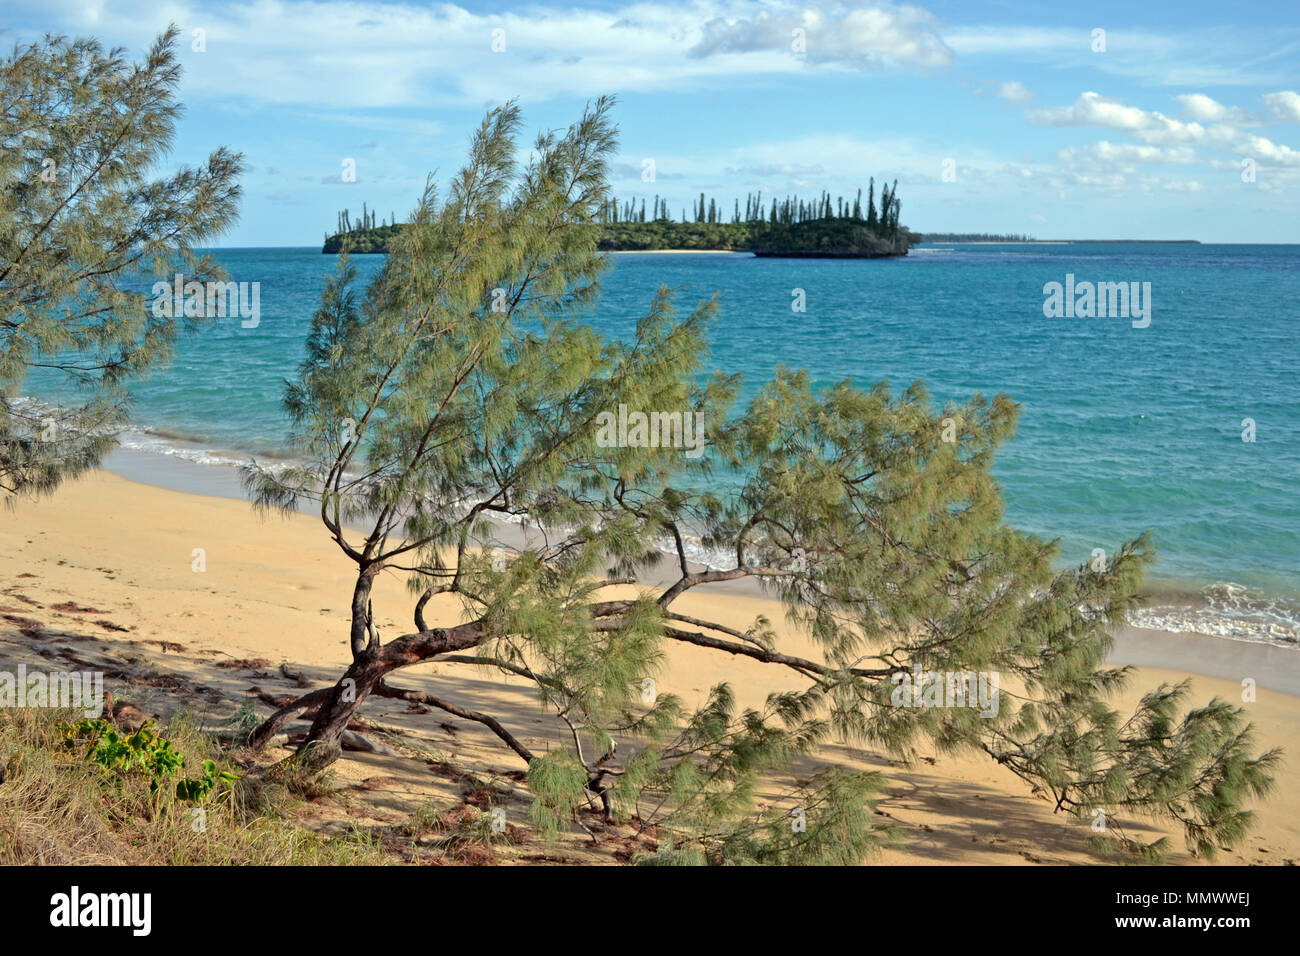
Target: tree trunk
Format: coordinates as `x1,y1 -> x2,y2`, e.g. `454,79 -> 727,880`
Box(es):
288,619 -> 490,770
349,564 -> 379,658
247,686 -> 334,750
294,649 -> 388,769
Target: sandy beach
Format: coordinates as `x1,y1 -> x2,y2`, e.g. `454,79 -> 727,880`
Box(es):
0,463 -> 1294,864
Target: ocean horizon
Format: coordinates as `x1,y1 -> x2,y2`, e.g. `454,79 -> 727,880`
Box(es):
22,241 -> 1300,645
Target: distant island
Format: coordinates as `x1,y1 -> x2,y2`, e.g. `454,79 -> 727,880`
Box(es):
918,232 -> 1038,242
323,181 -> 919,258
920,233 -> 1201,244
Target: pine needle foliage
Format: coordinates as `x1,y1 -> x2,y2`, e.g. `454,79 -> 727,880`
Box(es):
246,99 -> 1278,864
0,25 -> 243,498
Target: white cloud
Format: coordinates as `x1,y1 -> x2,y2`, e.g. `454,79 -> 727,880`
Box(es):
1050,138 -> 1214,196
8,0 -> 962,111
1263,91 -> 1300,123
1174,93 -> 1237,122
1058,141 -> 1197,165
690,4 -> 952,69
1235,132 -> 1300,166
1030,92 -> 1171,131
998,81 -> 1033,102
1030,91 -> 1300,165
944,25 -> 1083,56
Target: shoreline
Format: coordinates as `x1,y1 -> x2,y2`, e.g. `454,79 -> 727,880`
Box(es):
101,444 -> 1300,657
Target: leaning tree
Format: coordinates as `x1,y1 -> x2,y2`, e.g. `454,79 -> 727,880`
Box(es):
0,25 -> 243,498
245,98 -> 1277,864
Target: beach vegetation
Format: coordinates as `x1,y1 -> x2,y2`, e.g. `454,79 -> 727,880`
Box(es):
0,707 -> 386,864
0,25 -> 243,499
245,98 -> 1278,864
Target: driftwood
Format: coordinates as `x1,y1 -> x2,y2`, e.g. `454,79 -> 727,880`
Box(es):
280,663 -> 311,688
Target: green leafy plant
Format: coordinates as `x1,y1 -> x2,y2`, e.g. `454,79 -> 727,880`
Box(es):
63,718 -> 237,805
65,719 -> 183,794
175,759 -> 238,803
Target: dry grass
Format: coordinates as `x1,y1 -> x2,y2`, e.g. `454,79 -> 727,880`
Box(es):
0,707 -> 392,865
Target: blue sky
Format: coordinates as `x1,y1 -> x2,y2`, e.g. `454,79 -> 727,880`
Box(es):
6,0 -> 1299,245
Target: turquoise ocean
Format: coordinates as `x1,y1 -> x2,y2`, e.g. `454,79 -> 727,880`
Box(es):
22,243 -> 1300,644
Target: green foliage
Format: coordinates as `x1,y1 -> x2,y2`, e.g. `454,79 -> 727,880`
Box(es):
747,217 -> 910,256
526,752 -> 591,837
633,846 -> 708,865
323,216 -> 916,257
63,718 -> 237,804
322,183 -> 915,255
226,698 -> 263,743
174,759 -> 239,803
636,767 -> 889,865
1,708 -> 387,865
322,222 -> 403,253
596,219 -> 750,250
0,25 -> 243,498
264,98 -> 1278,865
64,719 -> 183,794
